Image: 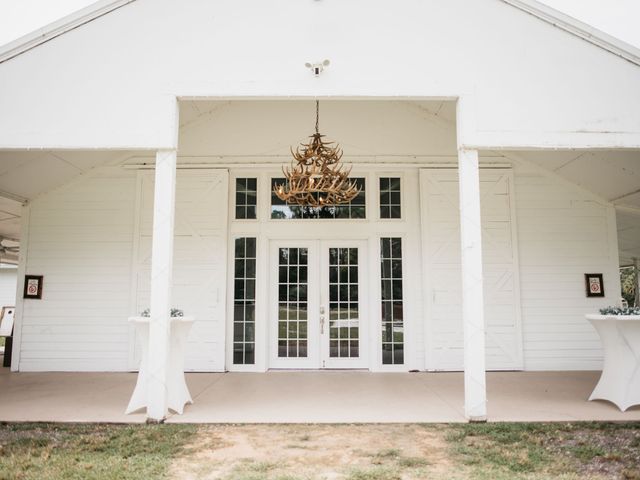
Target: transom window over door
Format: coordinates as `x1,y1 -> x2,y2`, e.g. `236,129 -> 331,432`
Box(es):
270,178 -> 366,219
235,178 -> 257,219
379,177 -> 401,219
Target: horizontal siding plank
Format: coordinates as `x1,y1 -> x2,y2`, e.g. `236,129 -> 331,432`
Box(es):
22,325 -> 128,335
20,333 -> 128,343
19,360 -> 128,372
21,343 -> 129,354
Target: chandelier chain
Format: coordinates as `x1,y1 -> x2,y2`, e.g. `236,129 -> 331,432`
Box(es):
274,100 -> 361,207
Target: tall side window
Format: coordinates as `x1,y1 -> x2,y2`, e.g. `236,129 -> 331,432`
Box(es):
233,237 -> 256,364
235,178 -> 257,219
379,177 -> 401,219
380,237 -> 404,365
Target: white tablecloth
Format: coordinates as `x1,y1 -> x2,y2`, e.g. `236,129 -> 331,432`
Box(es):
586,314 -> 640,411
125,316 -> 194,415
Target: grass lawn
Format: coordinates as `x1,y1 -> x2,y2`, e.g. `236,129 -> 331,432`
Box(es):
0,422 -> 639,479
0,423 -> 196,480
446,422 -> 640,480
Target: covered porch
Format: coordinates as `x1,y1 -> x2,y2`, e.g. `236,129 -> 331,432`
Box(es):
0,99 -> 639,423
1,368 -> 639,423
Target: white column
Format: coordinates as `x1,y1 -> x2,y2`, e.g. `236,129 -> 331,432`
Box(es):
635,258 -> 639,308
147,149 -> 177,422
10,203 -> 31,371
458,147 -> 488,422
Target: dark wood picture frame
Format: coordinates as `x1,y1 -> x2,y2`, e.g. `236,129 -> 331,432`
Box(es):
585,273 -> 604,297
23,275 -> 44,299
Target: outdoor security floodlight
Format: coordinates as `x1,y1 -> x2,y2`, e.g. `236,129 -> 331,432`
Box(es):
305,59 -> 330,76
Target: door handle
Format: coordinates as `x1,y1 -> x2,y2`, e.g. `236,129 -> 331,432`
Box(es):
319,306 -> 325,314
320,316 -> 325,334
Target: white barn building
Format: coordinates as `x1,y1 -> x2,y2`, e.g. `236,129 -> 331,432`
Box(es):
1,0 -> 639,422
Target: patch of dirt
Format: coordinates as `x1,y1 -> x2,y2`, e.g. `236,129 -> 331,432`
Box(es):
168,424 -> 453,480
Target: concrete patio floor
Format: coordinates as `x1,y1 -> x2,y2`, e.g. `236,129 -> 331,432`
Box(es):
1,366 -> 639,423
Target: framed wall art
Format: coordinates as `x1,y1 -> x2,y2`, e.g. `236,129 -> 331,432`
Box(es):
585,273 -> 604,298
24,275 -> 44,299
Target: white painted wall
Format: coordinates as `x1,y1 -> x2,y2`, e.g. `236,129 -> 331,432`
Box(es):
0,267 -> 17,308
512,161 -> 620,370
18,168 -> 137,371
1,0 -> 639,150
420,163 -> 619,371
15,166 -> 230,372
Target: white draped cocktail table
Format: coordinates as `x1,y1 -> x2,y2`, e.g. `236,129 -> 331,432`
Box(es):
126,316 -> 195,415
586,314 -> 640,411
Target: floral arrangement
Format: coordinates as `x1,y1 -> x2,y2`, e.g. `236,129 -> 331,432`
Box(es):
140,308 -> 184,317
599,306 -> 640,315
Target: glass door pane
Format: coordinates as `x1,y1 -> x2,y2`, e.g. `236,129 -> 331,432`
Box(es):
277,247 -> 309,358
328,247 -> 360,358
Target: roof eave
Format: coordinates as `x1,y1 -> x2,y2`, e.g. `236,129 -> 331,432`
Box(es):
502,0 -> 640,67
0,0 -> 136,65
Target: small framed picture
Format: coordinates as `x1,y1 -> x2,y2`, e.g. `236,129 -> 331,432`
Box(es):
24,275 -> 44,299
585,273 -> 604,297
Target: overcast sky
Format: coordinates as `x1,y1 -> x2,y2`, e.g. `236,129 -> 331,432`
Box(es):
0,0 -> 639,48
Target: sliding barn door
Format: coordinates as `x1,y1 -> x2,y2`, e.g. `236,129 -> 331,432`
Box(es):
420,168 -> 523,371
134,169 -> 229,371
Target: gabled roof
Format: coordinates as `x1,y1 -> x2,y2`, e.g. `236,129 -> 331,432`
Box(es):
1,0 -> 639,66
502,0 -> 640,66
0,0 -> 134,64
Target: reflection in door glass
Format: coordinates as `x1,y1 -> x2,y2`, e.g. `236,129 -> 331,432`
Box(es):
271,178 -> 366,219
329,247 -> 359,358
278,248 -> 308,358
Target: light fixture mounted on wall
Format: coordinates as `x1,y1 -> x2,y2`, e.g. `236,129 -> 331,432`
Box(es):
305,59 -> 330,76
274,100 -> 360,206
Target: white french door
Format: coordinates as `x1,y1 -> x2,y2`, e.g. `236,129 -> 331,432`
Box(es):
269,239 -> 368,369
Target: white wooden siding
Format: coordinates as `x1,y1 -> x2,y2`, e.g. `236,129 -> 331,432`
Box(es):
420,165 -> 618,372
18,167 -> 229,372
135,169 -> 228,371
421,168 -> 523,371
18,169 -> 136,371
513,165 -> 618,370
15,162 -> 618,373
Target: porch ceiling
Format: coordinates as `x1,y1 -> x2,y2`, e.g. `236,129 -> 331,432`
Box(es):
515,149 -> 640,265
0,150 -> 136,203
0,196 -> 20,238
517,150 -> 640,209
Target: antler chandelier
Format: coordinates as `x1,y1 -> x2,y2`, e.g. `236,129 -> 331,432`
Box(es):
274,101 -> 360,206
